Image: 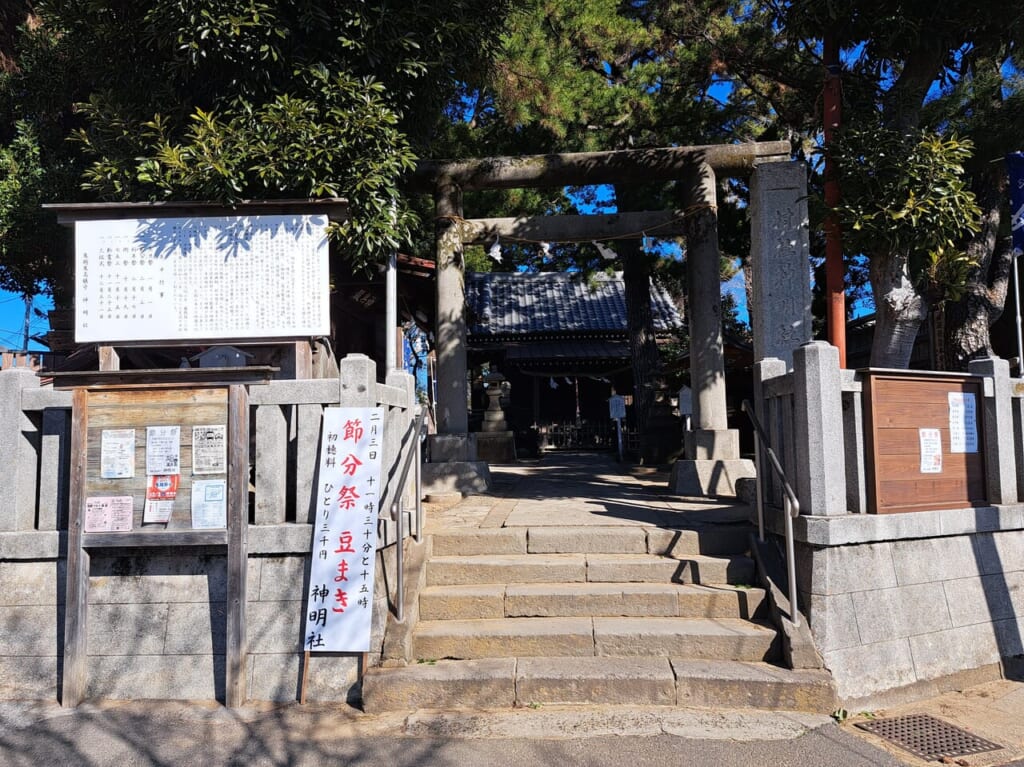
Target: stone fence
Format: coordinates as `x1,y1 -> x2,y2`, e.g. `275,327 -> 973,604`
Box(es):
0,353 -> 418,703
755,341 -> 1024,707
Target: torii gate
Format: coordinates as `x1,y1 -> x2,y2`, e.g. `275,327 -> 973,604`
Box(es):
411,141 -> 811,496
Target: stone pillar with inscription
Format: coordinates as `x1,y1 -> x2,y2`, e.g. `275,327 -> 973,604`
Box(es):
669,162 -> 755,496
749,161 -> 813,370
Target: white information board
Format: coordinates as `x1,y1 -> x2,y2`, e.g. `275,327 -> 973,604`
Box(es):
304,407 -> 384,652
74,214 -> 330,343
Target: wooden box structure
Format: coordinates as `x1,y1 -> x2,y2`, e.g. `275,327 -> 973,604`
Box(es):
61,372 -> 254,707
863,370 -> 988,514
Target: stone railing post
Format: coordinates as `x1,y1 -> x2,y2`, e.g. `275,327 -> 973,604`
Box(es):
339,353 -> 377,408
792,341 -> 846,516
0,368 -> 40,531
968,356 -> 1017,505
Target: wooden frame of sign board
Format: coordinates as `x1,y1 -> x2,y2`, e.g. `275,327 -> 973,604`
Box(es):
862,370 -> 988,514
60,370 -> 263,708
43,198 -> 349,379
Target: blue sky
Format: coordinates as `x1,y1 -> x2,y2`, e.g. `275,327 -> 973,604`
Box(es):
0,291 -> 52,351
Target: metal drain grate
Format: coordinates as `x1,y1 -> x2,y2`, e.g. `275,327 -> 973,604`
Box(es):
855,713 -> 1003,762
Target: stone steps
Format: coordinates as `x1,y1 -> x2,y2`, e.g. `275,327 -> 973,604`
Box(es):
429,525 -> 752,557
411,616 -> 780,662
419,582 -> 767,620
363,514 -> 835,716
426,552 -> 756,587
361,657 -> 834,712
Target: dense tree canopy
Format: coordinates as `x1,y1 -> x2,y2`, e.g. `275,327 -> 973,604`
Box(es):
1,0 -> 1023,374
0,0 -> 511,300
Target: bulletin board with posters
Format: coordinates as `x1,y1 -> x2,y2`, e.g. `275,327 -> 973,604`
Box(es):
863,370 -> 988,514
60,375 -> 252,708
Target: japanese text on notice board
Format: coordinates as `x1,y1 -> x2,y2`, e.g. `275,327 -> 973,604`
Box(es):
303,407 -> 383,652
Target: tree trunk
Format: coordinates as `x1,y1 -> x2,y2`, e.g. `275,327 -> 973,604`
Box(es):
869,250 -> 928,368
942,165 -> 1012,370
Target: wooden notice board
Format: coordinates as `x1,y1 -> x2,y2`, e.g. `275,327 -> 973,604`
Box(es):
863,371 -> 987,514
63,382 -> 249,707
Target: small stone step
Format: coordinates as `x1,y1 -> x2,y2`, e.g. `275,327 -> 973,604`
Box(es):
526,526 -> 648,554
362,658 -> 515,712
427,554 -> 586,586
675,584 -> 767,619
420,584 -> 506,620
593,617 -> 779,662
431,529 -> 527,556
505,582 -> 681,618
646,526 -> 753,556
419,582 -> 767,621
517,656 -> 676,706
361,657 -> 832,713
672,659 -> 835,713
413,617 -> 595,660
585,553 -> 755,585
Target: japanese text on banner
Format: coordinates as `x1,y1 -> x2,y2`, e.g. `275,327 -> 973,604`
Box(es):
303,407 -> 383,652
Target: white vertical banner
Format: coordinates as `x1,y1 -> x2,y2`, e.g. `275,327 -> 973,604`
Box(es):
304,407 -> 384,652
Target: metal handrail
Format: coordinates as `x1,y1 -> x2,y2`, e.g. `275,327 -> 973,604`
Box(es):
390,406 -> 426,622
741,399 -> 801,628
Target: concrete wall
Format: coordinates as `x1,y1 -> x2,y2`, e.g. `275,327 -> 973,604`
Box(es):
0,356 -> 417,704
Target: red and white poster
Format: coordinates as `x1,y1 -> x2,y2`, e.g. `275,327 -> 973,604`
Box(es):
303,407 -> 384,652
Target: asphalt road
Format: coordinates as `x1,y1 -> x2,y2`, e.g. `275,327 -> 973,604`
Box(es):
0,701 -> 912,767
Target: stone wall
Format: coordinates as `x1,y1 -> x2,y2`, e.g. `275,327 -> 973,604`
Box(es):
1,532 -> 401,703
0,355 -> 417,705
756,347 -> 1024,707
794,509 -> 1024,707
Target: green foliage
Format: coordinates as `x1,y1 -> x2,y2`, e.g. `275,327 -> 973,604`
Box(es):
830,124 -> 981,303
0,122 -> 47,296
0,0 -> 511,282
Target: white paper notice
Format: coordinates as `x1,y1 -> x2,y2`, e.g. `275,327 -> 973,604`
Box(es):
146,426 -> 181,475
100,429 -> 136,479
948,392 -> 978,454
303,407 -> 384,653
84,496 -> 134,532
919,428 -> 943,473
191,479 -> 227,529
192,424 -> 227,474
143,499 -> 174,524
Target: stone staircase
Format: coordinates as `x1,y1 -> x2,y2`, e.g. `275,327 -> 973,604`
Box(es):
362,521 -> 834,713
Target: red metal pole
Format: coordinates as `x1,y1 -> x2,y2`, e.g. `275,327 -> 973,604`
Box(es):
823,34 -> 846,367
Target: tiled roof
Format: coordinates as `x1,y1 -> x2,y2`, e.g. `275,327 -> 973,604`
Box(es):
504,339 -> 631,361
466,272 -> 683,337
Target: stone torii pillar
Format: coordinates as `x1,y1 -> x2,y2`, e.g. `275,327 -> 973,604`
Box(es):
670,162 -> 756,496
423,177 -> 491,495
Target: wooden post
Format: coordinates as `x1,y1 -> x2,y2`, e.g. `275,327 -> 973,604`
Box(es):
98,346 -> 120,371
62,388 -> 89,707
225,384 -> 249,708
